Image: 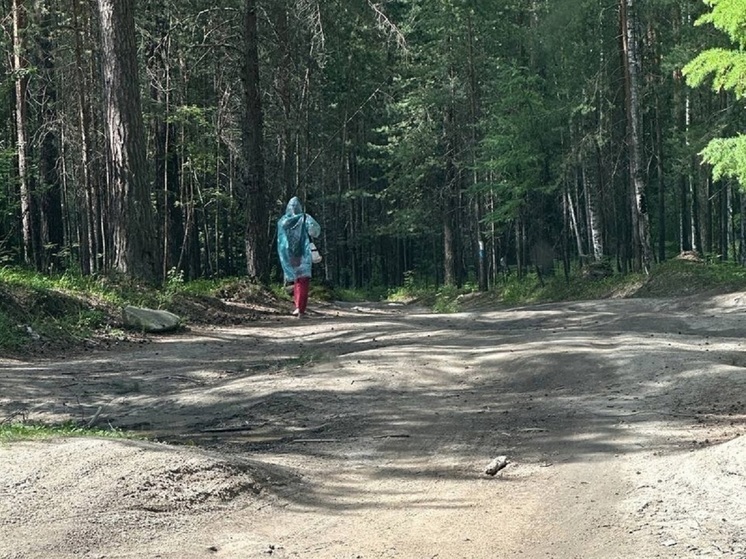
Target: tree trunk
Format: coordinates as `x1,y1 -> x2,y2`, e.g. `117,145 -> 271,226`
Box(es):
727,181 -> 735,262
70,0 -> 94,274
584,153 -> 605,261
566,183 -> 584,258
620,0 -> 652,273
241,0 -> 268,281
719,177 -> 727,260
655,90 -> 666,262
35,1 -> 64,271
12,0 -> 36,267
442,61 -> 459,287
689,153 -> 702,254
97,0 -> 161,284
740,191 -> 746,265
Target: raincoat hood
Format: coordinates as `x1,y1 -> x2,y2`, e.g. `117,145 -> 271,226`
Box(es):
285,197 -> 304,216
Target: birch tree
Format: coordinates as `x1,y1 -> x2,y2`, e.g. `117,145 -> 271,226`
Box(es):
621,0 -> 653,273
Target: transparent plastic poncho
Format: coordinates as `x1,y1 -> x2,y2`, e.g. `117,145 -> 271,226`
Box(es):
277,197 -> 321,281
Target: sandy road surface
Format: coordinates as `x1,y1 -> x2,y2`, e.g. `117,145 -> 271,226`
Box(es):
2,295 -> 746,558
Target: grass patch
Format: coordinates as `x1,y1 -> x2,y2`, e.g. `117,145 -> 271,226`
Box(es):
0,267 -> 251,355
420,258 -> 746,312
294,349 -> 330,367
387,271 -> 441,304
495,270 -> 646,305
3,258 -> 746,353
333,285 -> 389,302
433,285 -> 466,313
0,421 -> 135,444
0,309 -> 27,353
0,270 -> 114,355
633,258 -> 746,296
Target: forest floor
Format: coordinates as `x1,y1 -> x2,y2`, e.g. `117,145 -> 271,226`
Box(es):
2,289 -> 746,558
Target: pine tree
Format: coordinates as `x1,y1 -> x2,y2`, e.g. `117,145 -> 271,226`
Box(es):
684,0 -> 746,187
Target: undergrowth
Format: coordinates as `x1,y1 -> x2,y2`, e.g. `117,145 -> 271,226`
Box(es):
0,267 -> 234,356
3,257 -> 746,355
0,421 -> 134,444
383,258 -> 746,312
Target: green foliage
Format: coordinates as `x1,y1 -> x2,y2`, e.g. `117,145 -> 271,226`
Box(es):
499,275 -> 546,305
432,285 -> 464,313
424,256 -> 746,311
0,267 -> 229,355
684,0 -> 746,188
154,274 -> 237,307
482,272 -> 617,306
269,282 -> 293,301
0,421 -> 133,444
0,266 -> 58,289
683,48 -> 746,99
0,268 -> 106,354
165,267 -> 186,295
478,61 -> 562,228
698,136 -> 746,185
308,281 -> 335,302
292,349 -> 330,367
386,270 -> 436,303
0,268 -> 127,307
1,0 -> 744,296
637,258 -> 746,295
0,310 -> 26,353
333,286 -> 389,302
695,0 -> 746,48
167,104 -> 210,128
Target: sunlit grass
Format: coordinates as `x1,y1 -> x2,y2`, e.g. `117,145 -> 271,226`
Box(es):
0,266 -> 244,355
3,258 -> 746,351
0,421 -> 135,444
419,258 -> 746,312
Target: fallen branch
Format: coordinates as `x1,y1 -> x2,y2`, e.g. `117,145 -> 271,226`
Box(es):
200,425 -> 255,433
86,406 -> 104,428
1,410 -> 27,425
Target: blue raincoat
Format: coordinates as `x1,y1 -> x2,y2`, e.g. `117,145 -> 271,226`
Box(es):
277,197 -> 321,282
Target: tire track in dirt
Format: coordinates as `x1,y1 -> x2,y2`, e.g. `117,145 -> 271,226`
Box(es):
2,296 -> 746,558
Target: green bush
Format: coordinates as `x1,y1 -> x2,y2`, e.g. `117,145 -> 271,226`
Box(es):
0,310 -> 26,353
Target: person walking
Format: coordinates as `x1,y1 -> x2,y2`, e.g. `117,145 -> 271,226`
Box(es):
277,197 -> 321,317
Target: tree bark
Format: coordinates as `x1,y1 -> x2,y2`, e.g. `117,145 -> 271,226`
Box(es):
97,0 -> 161,284
12,0 -> 36,267
241,0 -> 268,281
620,0 -> 652,273
584,153 -> 605,261
442,57 -> 459,287
70,0 -> 94,274
740,192 -> 746,265
35,1 -> 64,271
655,89 -> 666,262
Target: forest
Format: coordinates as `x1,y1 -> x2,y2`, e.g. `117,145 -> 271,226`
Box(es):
2,0 -> 746,290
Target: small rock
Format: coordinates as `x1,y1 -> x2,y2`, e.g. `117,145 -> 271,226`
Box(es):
485,455 -> 509,476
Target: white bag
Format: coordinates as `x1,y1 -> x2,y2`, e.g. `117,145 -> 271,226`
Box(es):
309,242 -> 322,264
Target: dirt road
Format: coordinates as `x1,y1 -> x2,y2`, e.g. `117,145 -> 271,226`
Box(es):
2,295 -> 746,558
